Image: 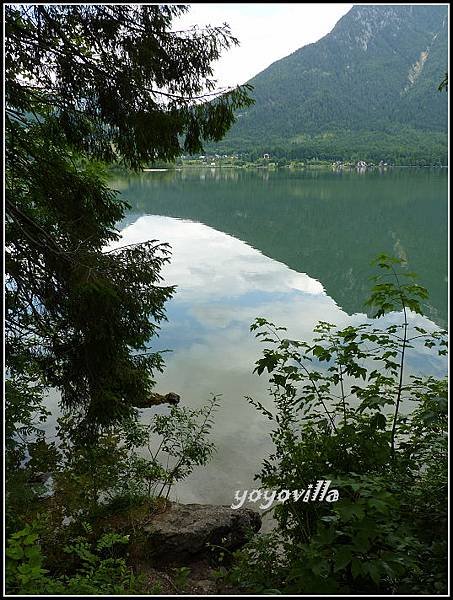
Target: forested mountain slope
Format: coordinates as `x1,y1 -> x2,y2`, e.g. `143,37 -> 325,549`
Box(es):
212,5 -> 448,164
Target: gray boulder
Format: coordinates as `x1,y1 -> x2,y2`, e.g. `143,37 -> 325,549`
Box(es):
143,502 -> 261,563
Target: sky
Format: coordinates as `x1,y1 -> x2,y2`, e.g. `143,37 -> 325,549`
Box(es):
174,3 -> 353,88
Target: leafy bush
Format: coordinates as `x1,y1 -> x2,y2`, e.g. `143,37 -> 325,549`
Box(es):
6,521 -> 142,595
48,394 -> 220,518
229,255 -> 447,594
5,396 -> 220,594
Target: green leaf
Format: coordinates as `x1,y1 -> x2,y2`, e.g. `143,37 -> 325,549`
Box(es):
6,545 -> 24,560
367,561 -> 381,585
351,558 -> 363,579
334,546 -> 352,572
336,502 -> 365,522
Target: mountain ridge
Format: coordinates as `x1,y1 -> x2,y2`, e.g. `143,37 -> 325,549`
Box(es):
211,4 -> 448,164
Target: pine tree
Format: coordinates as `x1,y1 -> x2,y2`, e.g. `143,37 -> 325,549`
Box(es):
5,5 -> 253,438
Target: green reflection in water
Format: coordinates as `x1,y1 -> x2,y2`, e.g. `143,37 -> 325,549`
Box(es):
110,168 -> 447,327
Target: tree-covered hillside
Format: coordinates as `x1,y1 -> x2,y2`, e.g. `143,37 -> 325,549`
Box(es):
211,5 -> 448,164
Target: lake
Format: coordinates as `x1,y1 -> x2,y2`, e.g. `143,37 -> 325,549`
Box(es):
108,167 -> 448,506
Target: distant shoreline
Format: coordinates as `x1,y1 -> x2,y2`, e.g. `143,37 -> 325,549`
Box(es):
108,163 -> 448,177
138,163 -> 448,172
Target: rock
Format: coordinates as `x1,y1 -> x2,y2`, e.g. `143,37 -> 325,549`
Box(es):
143,502 -> 261,563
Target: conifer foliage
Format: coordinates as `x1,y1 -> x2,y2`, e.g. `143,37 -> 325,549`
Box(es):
5,5 -> 252,435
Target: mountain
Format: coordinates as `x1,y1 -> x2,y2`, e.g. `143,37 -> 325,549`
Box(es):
212,5 -> 448,164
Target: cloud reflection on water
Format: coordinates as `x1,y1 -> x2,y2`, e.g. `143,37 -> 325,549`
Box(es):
108,215 -> 446,505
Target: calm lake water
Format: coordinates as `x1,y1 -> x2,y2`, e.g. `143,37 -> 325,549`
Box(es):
107,168 -> 448,506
